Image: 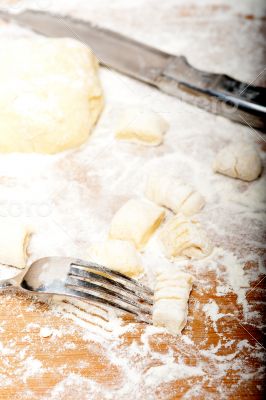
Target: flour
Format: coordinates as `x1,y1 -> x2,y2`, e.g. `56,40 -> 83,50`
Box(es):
21,357 -> 44,383
144,362 -> 204,385
0,0 -> 265,399
203,299 -> 228,322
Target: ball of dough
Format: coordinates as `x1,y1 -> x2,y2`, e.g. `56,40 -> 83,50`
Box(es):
213,143 -> 262,182
109,199 -> 165,249
88,239 -> 143,277
0,218 -> 31,269
145,174 -> 205,216
115,107 -> 169,146
159,214 -> 213,260
0,37 -> 104,153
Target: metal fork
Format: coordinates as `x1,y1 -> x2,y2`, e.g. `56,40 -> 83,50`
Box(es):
0,257 -> 153,324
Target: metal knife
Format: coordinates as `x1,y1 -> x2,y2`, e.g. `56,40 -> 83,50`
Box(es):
1,9 -> 265,131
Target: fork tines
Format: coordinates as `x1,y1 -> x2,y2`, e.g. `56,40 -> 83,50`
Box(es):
65,259 -> 154,324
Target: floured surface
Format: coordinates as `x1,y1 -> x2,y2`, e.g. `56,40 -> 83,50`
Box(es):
0,0 -> 265,399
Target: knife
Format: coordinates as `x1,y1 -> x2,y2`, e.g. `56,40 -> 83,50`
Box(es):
1,9 -> 265,131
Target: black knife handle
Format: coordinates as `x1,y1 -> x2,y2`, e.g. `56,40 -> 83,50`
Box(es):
156,56 -> 266,131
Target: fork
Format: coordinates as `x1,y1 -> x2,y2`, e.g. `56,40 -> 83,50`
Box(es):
0,257 -> 153,324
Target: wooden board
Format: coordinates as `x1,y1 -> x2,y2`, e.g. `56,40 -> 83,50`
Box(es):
0,267 -> 265,399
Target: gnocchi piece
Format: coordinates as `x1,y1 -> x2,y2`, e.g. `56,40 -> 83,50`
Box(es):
213,143 -> 262,182
159,214 -> 213,260
0,218 -> 31,269
88,239 -> 143,277
153,270 -> 194,335
109,199 -> 165,250
115,107 -> 169,146
145,174 -> 205,216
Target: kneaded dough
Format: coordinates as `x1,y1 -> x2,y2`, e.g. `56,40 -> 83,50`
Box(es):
213,143 -> 262,182
159,214 -> 213,260
153,270 -> 194,335
115,107 -> 169,146
145,174 -> 205,216
88,239 -> 143,277
0,37 -> 104,154
0,218 -> 31,269
109,199 -> 165,249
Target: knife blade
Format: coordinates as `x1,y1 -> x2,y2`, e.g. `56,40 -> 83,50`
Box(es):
0,9 -> 265,131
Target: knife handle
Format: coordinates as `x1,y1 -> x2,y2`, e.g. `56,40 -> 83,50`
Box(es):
156,56 -> 266,131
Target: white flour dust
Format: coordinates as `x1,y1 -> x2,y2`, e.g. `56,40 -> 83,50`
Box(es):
0,0 -> 265,399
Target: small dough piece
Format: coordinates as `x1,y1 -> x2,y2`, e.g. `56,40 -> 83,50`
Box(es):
0,218 -> 31,269
88,239 -> 143,277
213,143 -> 262,182
109,199 -> 165,249
159,214 -> 213,260
115,107 -> 169,146
145,174 -> 205,216
153,270 -> 194,335
0,37 -> 104,154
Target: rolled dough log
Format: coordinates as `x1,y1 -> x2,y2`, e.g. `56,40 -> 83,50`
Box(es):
0,218 -> 31,269
0,37 -> 104,153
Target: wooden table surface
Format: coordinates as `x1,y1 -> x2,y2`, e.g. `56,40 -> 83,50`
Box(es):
0,265 -> 265,399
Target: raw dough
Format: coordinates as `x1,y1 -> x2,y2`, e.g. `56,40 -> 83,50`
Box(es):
145,174 -> 205,215
159,214 -> 213,260
153,270 -> 194,335
0,37 -> 104,153
88,239 -> 143,277
0,218 -> 31,269
213,143 -> 262,182
109,199 -> 165,249
115,107 -> 169,146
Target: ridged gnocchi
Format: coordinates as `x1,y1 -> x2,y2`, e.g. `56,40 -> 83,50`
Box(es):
159,214 -> 213,260
153,270 -> 194,335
